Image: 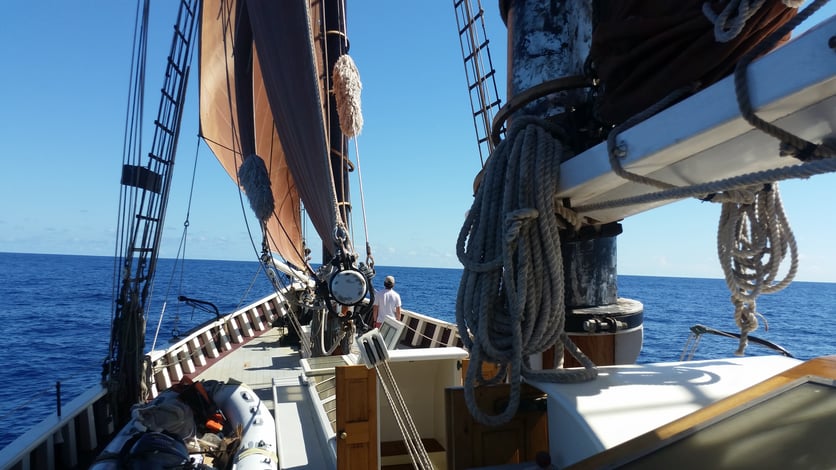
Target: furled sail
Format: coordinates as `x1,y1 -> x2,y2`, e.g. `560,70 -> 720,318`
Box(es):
199,0 -> 340,268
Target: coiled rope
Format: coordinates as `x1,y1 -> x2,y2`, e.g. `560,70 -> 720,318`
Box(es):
715,183 -> 797,354
600,0 -> 829,356
457,116 -> 597,427
703,0 -> 768,43
703,0 -> 804,43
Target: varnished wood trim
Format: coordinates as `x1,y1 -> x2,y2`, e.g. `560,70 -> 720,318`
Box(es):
381,438 -> 444,457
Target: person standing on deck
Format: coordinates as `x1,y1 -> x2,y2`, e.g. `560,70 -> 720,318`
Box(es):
373,275 -> 401,329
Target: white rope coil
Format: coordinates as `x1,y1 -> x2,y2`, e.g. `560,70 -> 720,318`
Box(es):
716,183 -> 798,354
457,116 -> 597,427
332,55 -> 363,137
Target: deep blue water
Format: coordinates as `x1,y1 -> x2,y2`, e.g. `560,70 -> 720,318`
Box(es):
0,251 -> 834,449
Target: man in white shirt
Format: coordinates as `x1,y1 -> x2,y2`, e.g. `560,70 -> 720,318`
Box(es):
373,275 -> 402,329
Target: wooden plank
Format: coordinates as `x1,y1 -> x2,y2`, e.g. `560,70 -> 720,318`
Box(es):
563,334 -> 615,367
336,365 -> 378,470
381,438 -> 445,457
445,383 -> 549,469
460,358 -> 505,384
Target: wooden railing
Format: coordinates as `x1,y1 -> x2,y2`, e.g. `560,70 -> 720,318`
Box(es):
0,386 -> 110,470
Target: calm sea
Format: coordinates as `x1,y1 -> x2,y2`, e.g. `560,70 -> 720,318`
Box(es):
0,251 -> 834,449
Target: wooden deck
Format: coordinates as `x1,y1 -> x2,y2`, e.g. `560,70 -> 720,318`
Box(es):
194,328 -> 297,405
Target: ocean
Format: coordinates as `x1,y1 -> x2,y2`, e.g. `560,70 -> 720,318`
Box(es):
0,251 -> 834,449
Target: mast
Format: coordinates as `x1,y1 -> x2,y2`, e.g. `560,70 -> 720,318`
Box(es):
107,0 -> 200,427
500,0 -> 642,366
325,0 -> 351,260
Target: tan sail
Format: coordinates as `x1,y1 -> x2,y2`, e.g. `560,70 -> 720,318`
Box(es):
199,0 -> 339,268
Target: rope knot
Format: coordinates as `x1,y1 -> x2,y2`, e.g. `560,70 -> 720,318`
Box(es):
504,208 -> 539,245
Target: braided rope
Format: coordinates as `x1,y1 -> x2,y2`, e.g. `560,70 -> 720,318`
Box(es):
716,183 -> 797,355
457,116 -> 597,426
734,0 -> 835,162
703,0 -> 768,43
375,362 -> 433,469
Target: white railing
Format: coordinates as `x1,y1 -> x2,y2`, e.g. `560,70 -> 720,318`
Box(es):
0,385 -> 109,470
399,309 -> 462,349
0,291 -> 289,470
0,291 -> 459,469
145,292 -> 286,396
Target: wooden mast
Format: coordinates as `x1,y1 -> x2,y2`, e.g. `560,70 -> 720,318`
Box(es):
500,0 -> 643,366
326,0 -> 351,258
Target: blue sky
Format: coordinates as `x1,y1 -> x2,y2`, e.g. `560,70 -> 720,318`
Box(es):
1,2 -> 834,282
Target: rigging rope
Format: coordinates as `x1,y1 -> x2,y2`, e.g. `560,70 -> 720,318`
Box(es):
359,333 -> 433,469
574,156 -> 836,213
733,0 -> 836,162
457,116 -> 597,427
149,136 -> 202,353
715,183 -> 798,354
598,0 -> 830,355
703,0 -> 806,43
376,361 -> 434,470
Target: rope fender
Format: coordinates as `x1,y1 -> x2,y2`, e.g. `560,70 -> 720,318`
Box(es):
457,116 -> 597,426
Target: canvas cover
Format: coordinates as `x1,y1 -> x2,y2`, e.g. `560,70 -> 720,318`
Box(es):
589,0 -> 797,125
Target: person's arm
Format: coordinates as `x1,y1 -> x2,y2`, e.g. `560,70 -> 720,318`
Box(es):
395,305 -> 401,321
372,304 -> 379,325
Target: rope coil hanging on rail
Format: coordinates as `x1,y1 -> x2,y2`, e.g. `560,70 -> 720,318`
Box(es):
715,183 -> 798,355
457,116 -> 597,427
595,0 -> 830,355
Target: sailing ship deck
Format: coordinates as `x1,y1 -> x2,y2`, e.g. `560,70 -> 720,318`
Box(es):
194,328 -> 333,469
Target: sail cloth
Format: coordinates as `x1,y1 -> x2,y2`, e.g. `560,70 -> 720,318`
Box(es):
589,0 -> 797,126
199,0 -> 339,268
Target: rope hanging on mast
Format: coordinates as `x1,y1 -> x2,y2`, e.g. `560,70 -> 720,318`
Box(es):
457,116 -> 598,427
